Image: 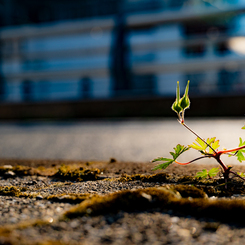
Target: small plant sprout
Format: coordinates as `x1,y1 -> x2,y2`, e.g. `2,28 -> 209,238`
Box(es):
195,168 -> 219,179
152,80 -> 245,185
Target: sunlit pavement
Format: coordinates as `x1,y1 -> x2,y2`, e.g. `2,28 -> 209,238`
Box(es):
0,118 -> 244,165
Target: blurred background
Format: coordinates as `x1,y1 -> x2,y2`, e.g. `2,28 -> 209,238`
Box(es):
0,0 -> 245,119
0,1 -> 245,162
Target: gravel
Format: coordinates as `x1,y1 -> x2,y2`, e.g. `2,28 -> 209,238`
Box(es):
2,198 -> 245,245
1,161 -> 245,244
0,195 -> 72,226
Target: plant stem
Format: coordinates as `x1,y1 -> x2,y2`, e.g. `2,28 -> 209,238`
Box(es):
175,155 -> 211,165
215,155 -> 228,172
179,121 -> 217,154
229,170 -> 245,181
218,145 -> 245,154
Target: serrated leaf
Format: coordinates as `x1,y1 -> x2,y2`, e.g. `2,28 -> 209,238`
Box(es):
170,144 -> 190,160
152,160 -> 174,170
195,169 -> 208,179
195,168 -> 219,179
189,137 -> 218,154
206,137 -> 215,146
236,151 -> 245,162
209,139 -> 220,154
239,137 -> 245,147
152,144 -> 189,171
237,172 -> 245,177
189,138 -> 207,151
152,157 -> 173,163
208,167 -> 219,177
211,139 -> 220,150
231,137 -> 245,162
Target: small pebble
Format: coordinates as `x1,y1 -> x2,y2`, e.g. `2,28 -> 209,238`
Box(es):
36,195 -> 43,200
4,171 -> 16,177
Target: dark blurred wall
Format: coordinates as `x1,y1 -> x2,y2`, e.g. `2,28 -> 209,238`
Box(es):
0,0 -> 122,26
0,0 -> 183,27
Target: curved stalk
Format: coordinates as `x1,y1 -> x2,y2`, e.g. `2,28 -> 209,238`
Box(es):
229,170 -> 245,182
179,121 -> 217,154
214,155 -> 228,172
175,155 -> 211,165
218,145 -> 245,154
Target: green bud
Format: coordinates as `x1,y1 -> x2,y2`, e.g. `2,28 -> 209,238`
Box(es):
171,81 -> 182,114
171,100 -> 182,114
180,80 -> 190,110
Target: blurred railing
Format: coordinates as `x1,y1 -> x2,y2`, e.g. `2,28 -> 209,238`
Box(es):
1,18 -> 114,79
1,4 -> 245,102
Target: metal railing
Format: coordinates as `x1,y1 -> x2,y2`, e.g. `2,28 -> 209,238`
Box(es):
0,4 -> 245,102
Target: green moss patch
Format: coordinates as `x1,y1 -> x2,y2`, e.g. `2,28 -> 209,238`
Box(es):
0,164 -> 102,181
63,187 -> 180,218
63,187 -> 245,224
0,186 -> 30,198
118,173 -> 170,182
0,165 -> 40,177
171,184 -> 208,198
52,164 -> 101,181
0,163 -> 104,182
117,172 -> 245,197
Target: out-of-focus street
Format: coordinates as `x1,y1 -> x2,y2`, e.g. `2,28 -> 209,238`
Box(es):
0,118 -> 244,165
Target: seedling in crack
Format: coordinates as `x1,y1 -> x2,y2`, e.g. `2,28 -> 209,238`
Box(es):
196,168 -> 219,179
152,81 -> 245,186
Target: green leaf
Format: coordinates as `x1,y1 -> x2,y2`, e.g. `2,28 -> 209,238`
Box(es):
152,144 -> 189,171
236,151 -> 245,162
239,137 -> 245,147
237,172 -> 245,178
209,139 -> 220,154
231,137 -> 245,162
242,126 -> 245,129
208,167 -> 219,177
189,138 -> 208,151
206,137 -> 215,146
189,137 -> 218,154
170,144 -> 190,160
195,168 -> 219,179
152,159 -> 174,170
152,157 -> 173,163
195,169 -> 208,179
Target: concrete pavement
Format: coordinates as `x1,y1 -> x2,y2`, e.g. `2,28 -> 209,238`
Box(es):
0,118 -> 244,165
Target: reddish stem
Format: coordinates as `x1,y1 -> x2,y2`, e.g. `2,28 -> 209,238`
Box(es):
213,154 -> 228,172
174,155 -> 211,165
178,121 -> 245,184
229,170 -> 245,181
175,161 -> 190,165
217,145 -> 245,154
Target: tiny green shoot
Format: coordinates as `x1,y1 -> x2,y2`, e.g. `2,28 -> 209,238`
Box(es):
152,81 -> 245,185
196,168 -> 219,179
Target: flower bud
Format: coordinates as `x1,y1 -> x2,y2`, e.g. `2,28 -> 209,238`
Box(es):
171,81 -> 182,114
172,100 -> 182,114
180,80 -> 190,110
